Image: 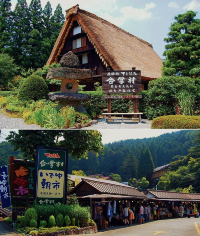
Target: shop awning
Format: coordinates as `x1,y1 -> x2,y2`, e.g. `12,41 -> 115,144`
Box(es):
81,194 -> 146,200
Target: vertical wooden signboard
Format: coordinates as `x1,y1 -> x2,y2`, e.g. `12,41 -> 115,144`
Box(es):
35,147 -> 68,205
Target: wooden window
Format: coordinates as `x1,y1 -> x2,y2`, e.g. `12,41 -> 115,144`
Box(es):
73,26 -> 81,35
82,54 -> 88,64
72,38 -> 82,49
72,37 -> 86,49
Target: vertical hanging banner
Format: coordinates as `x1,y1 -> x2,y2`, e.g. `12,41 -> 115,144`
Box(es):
35,146 -> 68,205
0,166 -> 11,208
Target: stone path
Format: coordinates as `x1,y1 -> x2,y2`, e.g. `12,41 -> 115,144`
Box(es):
81,119 -> 152,129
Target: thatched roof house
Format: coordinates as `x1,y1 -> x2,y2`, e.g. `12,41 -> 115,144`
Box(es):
47,5 -> 162,89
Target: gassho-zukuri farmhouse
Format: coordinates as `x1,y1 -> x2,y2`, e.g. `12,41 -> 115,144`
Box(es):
47,4 -> 162,91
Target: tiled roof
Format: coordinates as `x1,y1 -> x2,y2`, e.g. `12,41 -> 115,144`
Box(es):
82,178 -> 145,198
147,190 -> 200,201
153,164 -> 170,173
47,5 -> 162,80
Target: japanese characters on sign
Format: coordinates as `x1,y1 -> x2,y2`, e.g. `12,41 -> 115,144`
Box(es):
35,147 -> 68,205
12,164 -> 35,197
102,70 -> 142,94
0,166 -> 11,208
102,95 -> 142,99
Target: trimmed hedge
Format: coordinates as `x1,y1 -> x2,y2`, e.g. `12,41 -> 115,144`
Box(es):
151,115 -> 200,129
18,75 -> 49,101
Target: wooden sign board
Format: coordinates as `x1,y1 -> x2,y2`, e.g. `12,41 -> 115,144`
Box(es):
102,70 -> 142,94
35,146 -> 68,205
102,95 -> 142,99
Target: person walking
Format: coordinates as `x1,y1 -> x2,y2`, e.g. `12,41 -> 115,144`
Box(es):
144,205 -> 148,222
123,205 -> 129,225
139,204 -> 144,224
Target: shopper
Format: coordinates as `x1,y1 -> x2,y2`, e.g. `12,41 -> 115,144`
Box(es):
144,205 -> 148,222
123,204 -> 129,225
139,204 -> 144,224
147,204 -> 151,220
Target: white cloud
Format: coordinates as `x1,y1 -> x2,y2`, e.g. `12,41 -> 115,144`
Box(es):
183,0 -> 200,11
103,2 -> 156,26
168,2 -> 180,8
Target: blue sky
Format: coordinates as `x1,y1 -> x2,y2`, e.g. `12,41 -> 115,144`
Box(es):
10,0 -> 200,59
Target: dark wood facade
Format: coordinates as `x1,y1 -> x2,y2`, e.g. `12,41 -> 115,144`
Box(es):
59,21 -> 107,90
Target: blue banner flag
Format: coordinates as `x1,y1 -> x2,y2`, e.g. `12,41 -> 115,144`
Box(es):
0,166 -> 11,208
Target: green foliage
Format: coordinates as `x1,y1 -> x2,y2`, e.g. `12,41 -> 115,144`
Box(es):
71,218 -> 75,226
128,178 -> 138,187
0,53 -> 18,90
48,215 -> 56,228
39,220 -> 47,228
151,115 -> 200,129
24,208 -> 37,226
7,130 -> 103,161
67,194 -> 79,205
30,219 -> 38,228
72,170 -> 86,176
144,76 -> 200,119
18,75 -> 49,101
4,217 -> 12,223
64,216 -> 71,226
162,11 -> 200,77
110,173 -> 122,182
139,177 -> 149,189
177,91 -> 195,116
15,216 -> 25,229
189,131 -> 200,158
56,213 -> 64,227
122,151 -> 137,180
138,148 -> 154,180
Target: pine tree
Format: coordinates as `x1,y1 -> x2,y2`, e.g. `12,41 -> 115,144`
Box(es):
0,0 -> 12,54
138,147 -> 154,180
10,0 -> 31,69
162,11 -> 200,77
50,4 -> 65,47
27,0 -> 43,68
122,151 -> 137,180
40,1 -> 53,65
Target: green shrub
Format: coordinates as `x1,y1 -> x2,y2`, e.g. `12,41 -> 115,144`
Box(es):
18,75 -> 49,101
151,115 -> 200,129
4,217 -> 12,223
30,219 -> 38,228
71,218 -> 75,226
24,208 -> 37,226
56,213 -> 64,227
39,220 -> 47,228
64,215 -> 71,226
88,219 -> 96,226
15,216 -> 25,229
144,76 -> 200,119
48,215 -> 56,228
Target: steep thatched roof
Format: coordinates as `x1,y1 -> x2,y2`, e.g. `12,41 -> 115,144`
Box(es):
47,4 -> 162,80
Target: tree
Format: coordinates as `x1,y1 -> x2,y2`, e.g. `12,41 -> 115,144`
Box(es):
122,151 -> 137,180
138,147 -> 154,180
162,11 -> 200,77
72,170 -> 86,176
50,4 -> 65,48
139,177 -> 149,189
0,0 -> 12,54
10,0 -> 31,69
110,173 -> 122,182
189,131 -> 200,158
6,130 -> 104,161
0,53 -> 18,90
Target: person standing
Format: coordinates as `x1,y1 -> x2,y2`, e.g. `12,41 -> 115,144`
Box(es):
153,204 -> 157,220
140,204 -> 144,224
147,204 -> 151,220
179,205 -> 184,217
123,205 -> 129,225
144,205 -> 148,222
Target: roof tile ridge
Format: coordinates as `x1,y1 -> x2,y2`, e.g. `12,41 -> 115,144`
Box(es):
78,8 -> 152,48
65,4 -> 79,19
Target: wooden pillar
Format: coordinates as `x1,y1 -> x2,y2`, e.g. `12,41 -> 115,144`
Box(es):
107,68 -> 111,118
90,198 -> 93,217
132,67 -> 138,118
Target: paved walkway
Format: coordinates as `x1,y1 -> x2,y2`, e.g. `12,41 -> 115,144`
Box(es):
82,118 -> 152,129
0,219 -> 21,236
